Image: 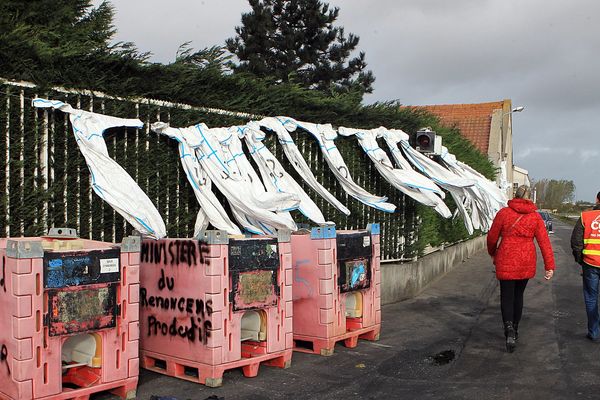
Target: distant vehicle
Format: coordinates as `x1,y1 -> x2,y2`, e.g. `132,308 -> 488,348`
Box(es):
538,211 -> 554,233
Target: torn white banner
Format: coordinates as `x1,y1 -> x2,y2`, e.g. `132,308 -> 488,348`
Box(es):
154,122 -> 299,235
381,128 -> 478,234
255,117 -> 351,216
277,117 -> 396,213
439,146 -> 507,231
33,98 -> 166,239
151,122 -> 242,236
242,122 -> 329,225
338,126 -> 451,218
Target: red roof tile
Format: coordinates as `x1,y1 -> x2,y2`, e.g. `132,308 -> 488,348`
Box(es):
406,101 -> 506,154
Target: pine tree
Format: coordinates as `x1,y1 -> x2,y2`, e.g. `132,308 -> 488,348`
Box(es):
174,43 -> 233,74
226,0 -> 375,95
0,0 -> 144,85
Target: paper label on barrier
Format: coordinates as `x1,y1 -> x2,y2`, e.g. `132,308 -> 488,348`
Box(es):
363,236 -> 371,247
100,258 -> 119,273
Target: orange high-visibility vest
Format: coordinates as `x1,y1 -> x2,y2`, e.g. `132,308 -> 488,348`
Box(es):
582,209 -> 600,267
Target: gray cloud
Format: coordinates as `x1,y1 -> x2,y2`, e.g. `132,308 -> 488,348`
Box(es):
100,0 -> 599,200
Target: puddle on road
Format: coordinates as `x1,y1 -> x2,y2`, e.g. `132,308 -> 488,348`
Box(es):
428,349 -> 455,366
378,346 -> 460,379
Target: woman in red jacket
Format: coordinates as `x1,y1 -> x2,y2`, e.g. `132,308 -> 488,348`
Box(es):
487,185 -> 556,352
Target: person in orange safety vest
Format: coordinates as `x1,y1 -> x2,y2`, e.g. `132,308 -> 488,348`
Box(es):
571,191 -> 600,342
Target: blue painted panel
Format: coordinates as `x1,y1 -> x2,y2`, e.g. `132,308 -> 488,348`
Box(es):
367,223 -> 380,235
44,248 -> 121,288
310,226 -> 336,239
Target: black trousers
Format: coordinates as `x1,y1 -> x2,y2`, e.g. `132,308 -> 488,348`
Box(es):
499,279 -> 529,324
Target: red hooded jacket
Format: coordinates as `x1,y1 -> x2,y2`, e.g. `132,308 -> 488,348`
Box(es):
487,198 -> 556,280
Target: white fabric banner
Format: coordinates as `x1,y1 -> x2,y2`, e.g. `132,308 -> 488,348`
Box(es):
255,117 -> 351,216
277,117 -> 396,213
33,98 -> 166,239
153,122 -> 299,235
338,126 -> 451,218
381,128 -> 480,234
151,122 -> 242,236
32,98 -> 505,238
243,122 -> 329,225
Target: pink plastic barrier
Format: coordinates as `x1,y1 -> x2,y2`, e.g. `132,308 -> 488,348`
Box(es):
139,231 -> 293,387
291,224 -> 381,355
0,232 -> 140,400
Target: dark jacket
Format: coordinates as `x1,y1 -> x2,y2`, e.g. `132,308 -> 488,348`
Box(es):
571,204 -> 600,265
487,198 -> 555,280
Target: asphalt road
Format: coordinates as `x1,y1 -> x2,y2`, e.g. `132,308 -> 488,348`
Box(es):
96,218 -> 600,400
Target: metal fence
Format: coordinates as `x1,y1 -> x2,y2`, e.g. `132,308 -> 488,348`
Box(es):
0,79 -> 427,260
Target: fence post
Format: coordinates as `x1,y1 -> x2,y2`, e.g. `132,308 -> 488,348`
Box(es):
4,90 -> 9,236
41,104 -> 49,233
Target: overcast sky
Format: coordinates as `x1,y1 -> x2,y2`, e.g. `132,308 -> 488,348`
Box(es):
101,0 -> 600,201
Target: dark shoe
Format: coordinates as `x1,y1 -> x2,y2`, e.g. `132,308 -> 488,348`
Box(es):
514,323 -> 519,341
504,321 -> 516,353
586,334 -> 600,343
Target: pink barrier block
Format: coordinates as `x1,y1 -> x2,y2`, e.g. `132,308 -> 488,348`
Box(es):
128,358 -> 139,378
128,252 -> 140,268
139,235 -> 293,385
12,295 -> 32,318
291,229 -> 382,353
291,235 -> 345,340
14,338 -> 32,361
317,249 -> 334,268
129,283 -> 140,304
0,235 -> 140,400
15,381 -> 33,399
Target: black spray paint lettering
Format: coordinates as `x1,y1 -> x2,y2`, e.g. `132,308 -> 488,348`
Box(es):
0,344 -> 10,376
0,256 -> 6,292
147,316 -> 212,345
157,269 -> 174,291
198,242 -> 209,265
140,288 -> 213,317
141,283 -> 213,345
141,240 -> 203,266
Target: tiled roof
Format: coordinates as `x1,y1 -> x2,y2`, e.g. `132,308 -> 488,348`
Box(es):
408,101 -> 505,154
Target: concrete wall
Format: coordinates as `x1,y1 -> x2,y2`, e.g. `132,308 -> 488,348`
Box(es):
380,235 -> 487,305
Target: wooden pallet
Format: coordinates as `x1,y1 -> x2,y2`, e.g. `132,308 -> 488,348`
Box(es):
293,324 -> 381,356
33,377 -> 137,400
141,349 -> 293,388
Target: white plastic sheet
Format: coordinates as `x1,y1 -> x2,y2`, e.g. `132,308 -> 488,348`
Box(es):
499,160 -> 511,194
338,126 -> 452,218
381,128 -> 479,234
255,117 -> 351,216
151,122 -> 242,236
33,98 -> 167,239
243,122 -> 329,224
277,117 -> 396,213
439,146 -> 507,231
153,122 -> 299,235
33,97 -> 505,237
